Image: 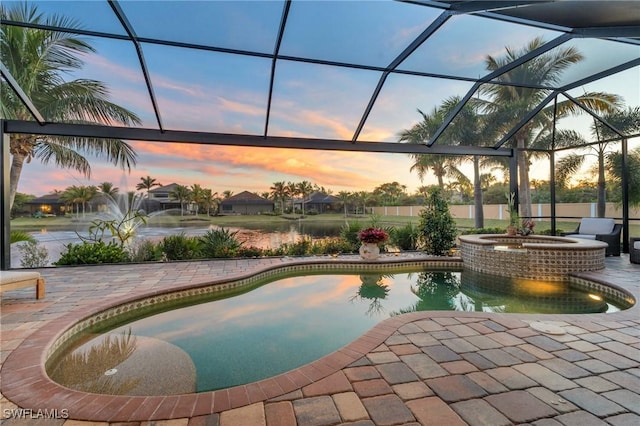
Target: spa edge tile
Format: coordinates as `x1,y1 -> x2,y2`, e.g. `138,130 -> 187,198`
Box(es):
245,383 -> 268,405
257,379 -> 284,401
191,393 -> 215,418
272,374 -> 298,396
227,386 -> 250,410
282,369 -> 313,389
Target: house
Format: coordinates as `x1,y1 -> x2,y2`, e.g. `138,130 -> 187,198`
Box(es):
24,193 -> 67,216
294,191 -> 340,213
147,183 -> 186,212
219,191 -> 274,215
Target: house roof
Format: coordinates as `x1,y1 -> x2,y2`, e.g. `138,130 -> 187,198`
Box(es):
148,183 -> 181,194
220,191 -> 274,205
304,192 -> 340,204
25,193 -> 64,204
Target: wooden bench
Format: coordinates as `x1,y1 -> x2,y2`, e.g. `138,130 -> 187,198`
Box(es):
0,271 -> 45,299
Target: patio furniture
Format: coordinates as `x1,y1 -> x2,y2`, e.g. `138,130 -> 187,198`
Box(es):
561,218 -> 622,256
631,237 -> 640,264
0,270 -> 45,299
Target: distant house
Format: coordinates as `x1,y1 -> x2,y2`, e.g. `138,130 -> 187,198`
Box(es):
294,191 -> 340,213
220,191 -> 274,215
24,193 -> 67,216
147,183 -> 186,212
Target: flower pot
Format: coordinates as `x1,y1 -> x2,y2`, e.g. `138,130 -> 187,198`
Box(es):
506,226 -> 518,236
359,243 -> 380,260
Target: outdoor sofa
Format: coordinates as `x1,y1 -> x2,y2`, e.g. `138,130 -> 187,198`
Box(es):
631,237 -> 640,264
562,218 -> 622,256
0,270 -> 45,299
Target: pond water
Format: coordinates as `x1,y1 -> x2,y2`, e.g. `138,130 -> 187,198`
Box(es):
47,266 -> 621,396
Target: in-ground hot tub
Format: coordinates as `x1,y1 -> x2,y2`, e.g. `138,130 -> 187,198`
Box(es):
459,234 -> 608,281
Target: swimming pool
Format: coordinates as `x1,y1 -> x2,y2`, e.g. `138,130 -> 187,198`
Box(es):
46,263 -> 630,396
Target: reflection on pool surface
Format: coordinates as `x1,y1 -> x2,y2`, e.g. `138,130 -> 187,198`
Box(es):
48,266 -> 622,395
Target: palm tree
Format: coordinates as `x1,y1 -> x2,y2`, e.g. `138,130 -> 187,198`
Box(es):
136,176 -> 161,200
222,190 -> 234,200
2,3 -> 140,210
399,107 -> 467,189
189,184 -> 207,216
169,185 -> 191,217
337,191 -> 352,217
296,181 -> 314,216
286,182 -> 298,213
270,181 -> 288,214
97,182 -> 119,198
479,36 -> 621,219
556,107 -> 640,217
439,96 -> 491,228
201,189 -> 218,216
606,146 -> 640,208
61,185 -> 96,219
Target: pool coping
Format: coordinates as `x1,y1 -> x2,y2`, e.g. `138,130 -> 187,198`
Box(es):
1,255 -> 639,422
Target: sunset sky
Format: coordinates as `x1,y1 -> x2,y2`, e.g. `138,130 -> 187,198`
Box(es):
9,0 -> 640,197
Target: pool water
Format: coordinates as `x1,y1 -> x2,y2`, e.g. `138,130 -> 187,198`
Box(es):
48,267 -> 621,395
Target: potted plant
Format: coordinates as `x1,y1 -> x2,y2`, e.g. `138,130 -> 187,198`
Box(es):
520,219 -> 535,236
357,227 -> 389,259
506,192 -> 519,235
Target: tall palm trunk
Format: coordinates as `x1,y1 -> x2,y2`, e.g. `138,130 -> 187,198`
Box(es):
9,153 -> 27,211
473,155 -> 484,228
597,152 -> 606,217
517,135 -> 532,220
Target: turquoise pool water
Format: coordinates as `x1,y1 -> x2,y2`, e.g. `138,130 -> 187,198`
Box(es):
48,267 -> 622,395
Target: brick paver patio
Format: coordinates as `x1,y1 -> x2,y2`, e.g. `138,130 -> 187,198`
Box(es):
1,254 -> 639,425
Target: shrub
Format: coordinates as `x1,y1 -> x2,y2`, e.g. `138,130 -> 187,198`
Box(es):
18,241 -> 49,267
236,246 -> 264,258
199,228 -> 243,258
159,233 -> 201,261
340,220 -> 363,252
390,223 -> 418,250
279,238 -> 313,256
127,239 -> 163,262
418,187 -> 457,256
10,230 -> 35,244
309,237 -> 355,255
55,241 -> 130,265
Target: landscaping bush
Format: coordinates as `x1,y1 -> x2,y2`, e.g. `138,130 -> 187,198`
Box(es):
127,239 -> 163,262
340,220 -> 363,252
390,223 -> 418,250
18,240 -> 49,267
279,238 -> 313,256
418,187 -> 457,256
55,241 -> 130,265
236,246 -> 265,258
199,228 -> 242,258
309,237 -> 355,255
159,233 -> 201,260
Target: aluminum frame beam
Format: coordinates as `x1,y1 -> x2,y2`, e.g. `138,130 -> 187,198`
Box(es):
108,0 -> 164,132
0,62 -> 45,124
2,120 -> 514,157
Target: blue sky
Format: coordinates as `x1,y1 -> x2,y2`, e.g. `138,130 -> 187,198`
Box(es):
8,0 -> 640,196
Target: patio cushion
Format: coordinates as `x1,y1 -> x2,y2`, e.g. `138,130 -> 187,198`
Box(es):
579,218 -> 615,235
565,234 -> 597,240
634,241 -> 640,250
0,270 -> 41,285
